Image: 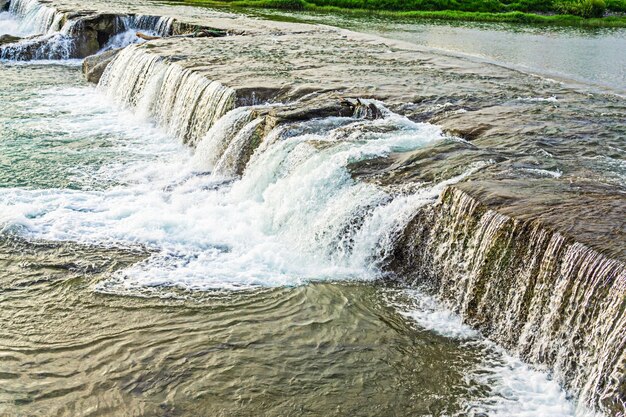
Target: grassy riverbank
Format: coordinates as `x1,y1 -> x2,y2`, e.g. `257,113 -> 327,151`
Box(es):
182,0 -> 626,27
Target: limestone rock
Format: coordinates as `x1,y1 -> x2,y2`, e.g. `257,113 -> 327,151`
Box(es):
82,48 -> 121,83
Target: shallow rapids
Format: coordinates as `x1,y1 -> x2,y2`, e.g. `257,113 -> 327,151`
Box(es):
0,1 -> 621,414
0,62 -> 477,292
0,57 -> 597,417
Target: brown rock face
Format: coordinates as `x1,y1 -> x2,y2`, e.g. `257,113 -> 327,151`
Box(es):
82,48 -> 122,83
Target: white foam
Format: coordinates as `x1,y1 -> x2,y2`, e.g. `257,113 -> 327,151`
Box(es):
523,168 -> 563,178
0,11 -> 22,35
517,96 -> 559,103
6,0 -> 62,36
0,86 -> 492,293
388,289 -> 604,417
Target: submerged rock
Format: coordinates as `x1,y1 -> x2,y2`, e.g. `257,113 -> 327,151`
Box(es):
82,48 -> 121,83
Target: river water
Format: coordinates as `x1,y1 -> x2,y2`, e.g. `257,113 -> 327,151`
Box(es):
239,8 -> 626,94
0,4 -> 614,417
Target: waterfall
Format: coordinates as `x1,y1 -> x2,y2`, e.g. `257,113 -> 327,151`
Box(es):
132,15 -> 174,37
102,15 -> 175,50
396,187 -> 626,415
193,107 -> 258,173
8,0 -> 64,35
0,17 -> 84,60
99,45 -> 236,146
1,1 -> 176,60
3,12 -> 621,412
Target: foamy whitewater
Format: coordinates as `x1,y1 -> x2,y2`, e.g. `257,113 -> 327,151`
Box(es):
0,75 -> 595,416
1,0 -> 166,61
0,3 -> 614,415
387,290 -> 603,417
0,78 -> 478,292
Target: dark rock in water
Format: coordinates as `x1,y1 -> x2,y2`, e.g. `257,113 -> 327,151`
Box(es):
136,32 -> 160,41
345,98 -> 384,120
0,35 -> 61,60
0,0 -> 9,11
0,35 -> 21,47
82,48 -> 122,83
72,28 -> 100,58
264,98 -> 356,131
66,14 -> 126,58
0,12 -> 130,60
170,22 -> 227,38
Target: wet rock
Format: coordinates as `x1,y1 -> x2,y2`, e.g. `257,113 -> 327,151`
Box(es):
82,48 -> 121,83
0,35 -> 21,47
0,0 -> 9,11
346,98 -> 384,120
0,12 -> 124,60
71,28 -> 100,58
170,23 -> 227,38
136,32 -> 160,41
264,98 -> 356,131
68,14 -> 125,57
0,35 -> 61,60
390,186 -> 626,415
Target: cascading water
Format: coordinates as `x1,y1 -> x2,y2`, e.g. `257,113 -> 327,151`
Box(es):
99,15 -> 173,51
395,187 -> 626,415
100,45 -> 236,146
1,1 -> 175,60
0,63 -> 600,415
132,15 -> 174,36
1,5 -> 623,414
94,53 -> 625,416
0,22 -> 76,60
0,102 -> 484,292
7,0 -> 63,35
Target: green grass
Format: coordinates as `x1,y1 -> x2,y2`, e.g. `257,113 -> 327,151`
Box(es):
182,0 -> 626,26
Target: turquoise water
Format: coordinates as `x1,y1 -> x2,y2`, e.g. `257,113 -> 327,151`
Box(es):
0,63 -> 179,190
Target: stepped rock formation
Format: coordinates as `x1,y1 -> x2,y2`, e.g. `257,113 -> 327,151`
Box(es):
92,32 -> 626,415
2,0 -> 624,414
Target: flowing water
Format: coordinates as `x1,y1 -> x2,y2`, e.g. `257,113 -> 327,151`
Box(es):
237,8 -> 626,94
0,2 -> 619,416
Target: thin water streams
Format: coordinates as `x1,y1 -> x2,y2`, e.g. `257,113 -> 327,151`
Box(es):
0,58 -> 589,417
0,2 -> 621,416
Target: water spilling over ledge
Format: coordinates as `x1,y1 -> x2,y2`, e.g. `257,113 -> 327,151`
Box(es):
0,0 -> 224,60
0,0 -> 625,415
392,187 -> 626,415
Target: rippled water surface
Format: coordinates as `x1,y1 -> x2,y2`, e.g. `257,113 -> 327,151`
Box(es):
0,4 -> 608,415
235,8 -> 626,93
0,236 -> 580,416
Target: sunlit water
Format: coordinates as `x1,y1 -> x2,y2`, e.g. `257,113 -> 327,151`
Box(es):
0,7 -> 605,417
238,8 -> 626,93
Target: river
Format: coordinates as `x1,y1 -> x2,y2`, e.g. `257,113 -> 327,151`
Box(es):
0,2 -> 621,416
235,7 -> 626,94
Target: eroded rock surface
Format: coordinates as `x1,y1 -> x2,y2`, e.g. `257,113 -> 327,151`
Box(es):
91,28 -> 624,263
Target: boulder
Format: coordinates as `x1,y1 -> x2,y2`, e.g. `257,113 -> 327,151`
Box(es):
0,35 -> 21,47
82,48 -> 122,83
65,14 -> 128,58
